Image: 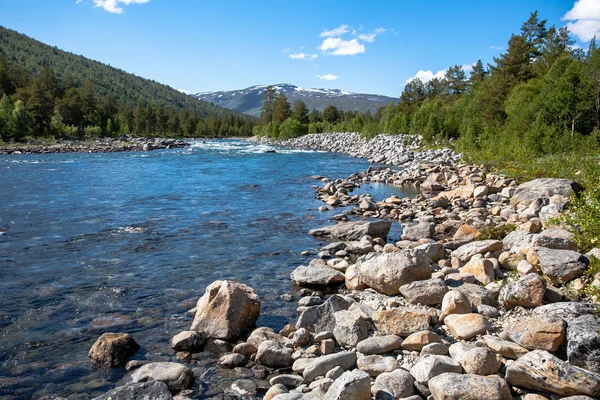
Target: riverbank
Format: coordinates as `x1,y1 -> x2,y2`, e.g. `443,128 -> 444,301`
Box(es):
87,133 -> 599,399
0,137 -> 189,154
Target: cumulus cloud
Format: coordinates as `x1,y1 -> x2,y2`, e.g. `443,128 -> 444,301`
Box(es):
316,74 -> 338,80
320,24 -> 349,38
318,38 -> 365,55
92,0 -> 150,14
562,0 -> 600,42
358,27 -> 387,42
404,63 -> 475,84
289,52 -> 318,60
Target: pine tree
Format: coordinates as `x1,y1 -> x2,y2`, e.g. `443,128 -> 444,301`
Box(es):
520,11 -> 547,58
323,105 -> 340,123
309,108 -> 321,123
260,86 -> 276,125
469,60 -> 487,84
273,92 -> 292,125
292,100 -> 309,124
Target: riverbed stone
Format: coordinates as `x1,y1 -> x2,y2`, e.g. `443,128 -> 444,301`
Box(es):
458,347 -> 501,375
439,290 -> 471,322
356,335 -> 403,355
444,313 -> 491,340
482,335 -> 529,359
451,240 -> 503,262
527,247 -> 589,284
499,273 -> 546,309
357,354 -> 397,377
190,280 -> 261,341
88,332 -> 140,367
265,384 -> 288,400
401,330 -> 443,351
372,307 -> 431,337
510,178 -> 581,207
256,340 -> 293,368
333,310 -> 370,347
401,222 -> 435,241
459,256 -> 495,284
505,315 -> 566,351
303,351 -> 357,382
399,278 -> 448,305
124,362 -> 194,394
446,281 -> 495,307
428,373 -> 512,400
409,355 -> 462,385
291,261 -> 345,287
93,382 -> 172,400
170,331 -> 205,352
371,368 -> 415,399
296,294 -> 352,332
309,221 -> 392,241
324,370 -> 371,400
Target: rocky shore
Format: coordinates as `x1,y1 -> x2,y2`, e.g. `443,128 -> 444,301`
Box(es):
87,133 -> 599,400
0,137 -> 189,154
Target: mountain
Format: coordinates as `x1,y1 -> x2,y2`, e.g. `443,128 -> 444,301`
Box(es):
194,84 -> 398,117
0,26 -> 243,119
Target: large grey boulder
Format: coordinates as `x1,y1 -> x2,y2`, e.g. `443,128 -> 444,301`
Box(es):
324,370 -> 371,400
527,247 -> 589,284
356,335 -> 403,355
401,222 -> 435,241
309,221 -> 392,241
356,250 -> 431,296
333,310 -> 370,347
303,351 -> 357,382
256,340 -> 292,368
510,178 -> 581,207
499,273 -> 546,309
296,294 -> 352,332
428,373 -> 512,400
565,314 -> 600,372
400,278 -> 448,305
123,362 -> 194,394
93,382 -> 172,400
190,280 -> 261,340
290,263 -> 345,287
506,350 -> 600,397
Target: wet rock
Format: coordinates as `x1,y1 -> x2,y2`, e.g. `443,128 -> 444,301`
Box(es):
357,354 -> 397,377
356,250 -> 431,296
372,307 -> 431,337
190,280 -> 261,341
410,355 -> 462,385
505,315 -> 565,351
482,335 -> 528,359
371,368 -> 415,399
92,382 -> 173,400
439,290 -> 471,322
256,340 -> 293,368
458,347 -> 501,375
219,353 -> 247,368
527,247 -> 589,284
265,383 -> 288,400
124,362 -> 194,394
333,310 -> 370,347
270,374 -> 305,389
499,273 -> 546,309
356,335 -> 403,355
88,332 -> 140,367
303,351 -> 357,382
399,278 -> 448,305
444,313 -> 491,340
170,331 -> 205,352
229,379 -> 257,397
233,342 -> 257,358
324,370 -> 371,400
428,373 -> 512,400
309,221 -> 392,241
451,240 -> 503,262
506,350 -> 600,397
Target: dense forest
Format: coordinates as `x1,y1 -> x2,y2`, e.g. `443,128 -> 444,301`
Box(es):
0,26 -> 254,141
256,12 -> 600,179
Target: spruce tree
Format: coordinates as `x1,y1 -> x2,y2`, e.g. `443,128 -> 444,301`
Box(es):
292,100 -> 309,124
469,60 -> 486,84
273,92 -> 291,125
260,86 -> 276,125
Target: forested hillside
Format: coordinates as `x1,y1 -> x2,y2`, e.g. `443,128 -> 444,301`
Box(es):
0,26 -> 254,140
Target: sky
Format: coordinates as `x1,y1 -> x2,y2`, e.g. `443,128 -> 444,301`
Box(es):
1,0 -> 599,97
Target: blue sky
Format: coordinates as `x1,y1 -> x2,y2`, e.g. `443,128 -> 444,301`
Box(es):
1,0 -> 598,97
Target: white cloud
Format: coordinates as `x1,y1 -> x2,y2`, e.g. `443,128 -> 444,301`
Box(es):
316,74 -> 338,80
320,24 -> 349,38
76,0 -> 83,3
178,89 -> 190,94
404,63 -> 475,84
92,0 -> 150,14
461,63 -> 475,72
289,52 -> 318,60
562,0 -> 600,42
318,38 -> 365,55
358,33 -> 377,43
490,45 -> 503,50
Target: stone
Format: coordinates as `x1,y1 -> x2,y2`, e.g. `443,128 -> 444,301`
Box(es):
357,354 -> 397,377
446,281 -> 495,307
270,374 -> 305,389
428,373 -> 512,400
309,221 -> 392,241
92,382 -> 172,400
564,314 -> 600,373
169,331 -> 205,352
359,199 -> 377,211
453,225 -> 481,241
219,353 -> 247,368
356,250 -> 431,296
372,368 -> 415,399
444,313 -> 491,340
499,273 -> 546,309
448,342 -> 476,362
401,222 -> 435,241
303,351 -> 357,382
332,310 -> 370,347
256,340 -> 293,368
527,247 -> 589,284
190,280 -> 261,341
506,350 -> 600,397
517,260 -> 537,275
458,347 -> 501,375
88,332 -> 140,367
265,383 -> 288,400
233,342 -> 257,358
326,366 -> 344,380
409,355 -> 462,385
290,264 -> 345,287
296,294 -> 352,332
399,278 -> 448,305
124,362 -> 194,394
505,315 -> 566,351
372,307 -> 431,337
439,290 -> 472,322
324,370 -> 371,400
356,335 -> 403,355
247,327 -> 291,347
476,304 -> 498,318
421,342 -> 449,356
510,178 -> 581,207
292,327 -> 311,347
345,264 -> 366,290
459,256 -> 495,284
321,338 -> 335,355
401,330 -> 443,351
482,335 -> 528,359
452,240 -> 503,262
415,242 -> 445,262
229,379 -> 257,397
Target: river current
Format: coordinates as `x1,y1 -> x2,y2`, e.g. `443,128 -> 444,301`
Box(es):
0,140 -> 413,399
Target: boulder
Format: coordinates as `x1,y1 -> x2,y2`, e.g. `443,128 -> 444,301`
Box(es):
401,222 -> 435,241
429,373 -> 512,400
564,314 -> 600,373
452,240 -> 503,262
453,225 -> 481,242
399,278 -> 448,305
415,242 -> 445,262
505,315 -> 566,351
356,250 -> 431,296
324,370 -> 371,400
88,332 -> 140,367
190,280 -> 260,341
357,354 -> 397,377
510,178 -> 581,207
410,355 -> 462,384
270,374 -> 305,389
247,327 -> 291,347
265,384 -> 288,400
402,330 -> 443,351
124,362 -> 194,394
256,340 -> 292,368
482,335 -> 529,359
458,347 -> 501,375
527,247 -> 589,284
169,331 -> 205,352
444,313 -> 491,340
309,221 -> 392,241
446,281 -> 495,307
506,350 -> 600,397
459,256 -> 495,284
439,290 -> 472,322
356,335 -> 403,355
303,351 -> 357,382
92,382 -> 172,400
499,273 -> 546,309
372,368 -> 415,399
296,295 -> 353,333
372,307 -> 431,337
290,264 -> 345,287
333,310 -> 370,347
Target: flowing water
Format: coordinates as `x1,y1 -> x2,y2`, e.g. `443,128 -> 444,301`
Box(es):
0,140 -> 414,399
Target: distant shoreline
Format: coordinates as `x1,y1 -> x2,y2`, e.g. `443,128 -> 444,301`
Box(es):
0,137 -> 189,154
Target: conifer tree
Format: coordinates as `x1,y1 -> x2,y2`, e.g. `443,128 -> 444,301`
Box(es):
273,92 -> 291,125
260,86 -> 276,125
292,100 -> 309,124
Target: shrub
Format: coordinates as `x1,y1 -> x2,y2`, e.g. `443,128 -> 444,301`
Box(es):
478,224 -> 517,240
555,183 -> 600,252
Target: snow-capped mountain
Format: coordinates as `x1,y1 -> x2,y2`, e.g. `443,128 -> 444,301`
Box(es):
193,84 -> 397,117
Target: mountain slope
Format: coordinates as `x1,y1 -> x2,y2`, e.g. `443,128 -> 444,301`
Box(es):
0,25 -> 242,119
195,84 -> 397,117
